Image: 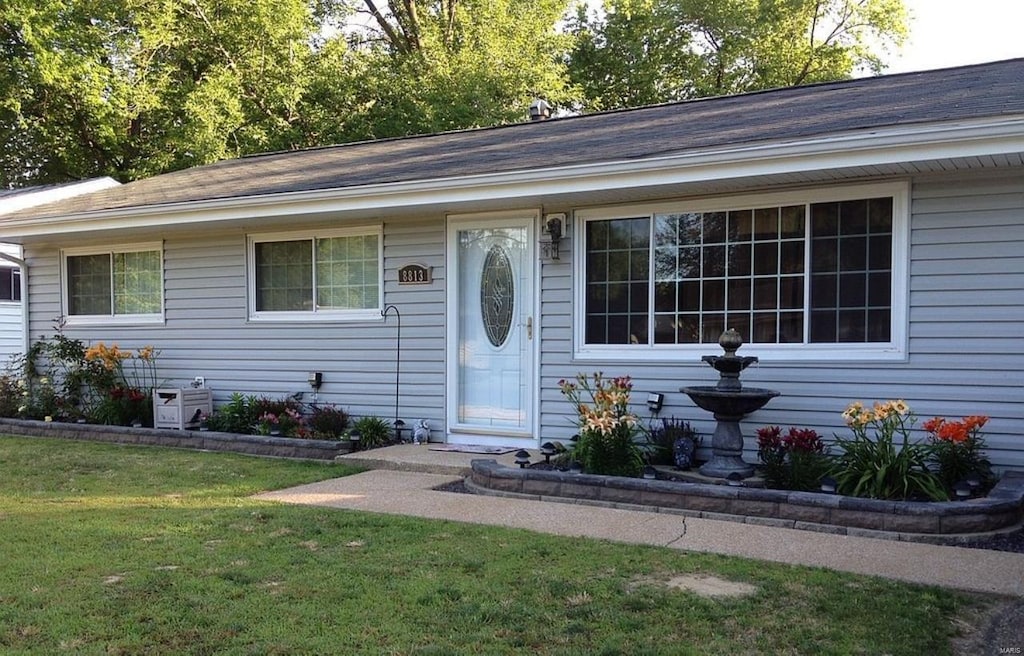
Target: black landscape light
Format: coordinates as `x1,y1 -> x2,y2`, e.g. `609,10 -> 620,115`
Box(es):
568,461 -> 582,474
348,429 -> 361,451
643,465 -> 657,480
515,449 -> 531,468
540,442 -> 556,463
726,472 -> 744,487
820,476 -> 837,494
954,480 -> 972,500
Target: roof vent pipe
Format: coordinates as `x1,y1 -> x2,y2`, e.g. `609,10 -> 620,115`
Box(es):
529,99 -> 551,121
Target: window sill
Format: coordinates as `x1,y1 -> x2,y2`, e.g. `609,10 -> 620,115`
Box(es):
573,343 -> 907,364
248,309 -> 383,323
64,314 -> 165,327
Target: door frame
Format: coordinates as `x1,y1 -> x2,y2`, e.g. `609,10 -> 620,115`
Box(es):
445,209 -> 541,447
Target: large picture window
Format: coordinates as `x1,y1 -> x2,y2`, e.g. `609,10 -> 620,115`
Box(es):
576,183 -> 908,361
249,227 -> 382,320
62,244 -> 163,323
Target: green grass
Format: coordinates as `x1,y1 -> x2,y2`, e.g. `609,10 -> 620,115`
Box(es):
0,436 -> 984,655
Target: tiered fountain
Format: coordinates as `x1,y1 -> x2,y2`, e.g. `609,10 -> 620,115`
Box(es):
682,329 -> 780,479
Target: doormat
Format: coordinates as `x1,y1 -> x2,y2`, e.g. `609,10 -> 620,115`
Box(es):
429,444 -> 518,455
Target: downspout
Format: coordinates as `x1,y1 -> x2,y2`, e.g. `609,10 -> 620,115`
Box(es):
0,250 -> 29,356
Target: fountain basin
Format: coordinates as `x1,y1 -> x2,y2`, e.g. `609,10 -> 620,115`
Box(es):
682,386 -> 780,416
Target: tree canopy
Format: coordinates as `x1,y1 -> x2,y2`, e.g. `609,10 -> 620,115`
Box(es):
568,0 -> 909,112
0,0 -> 908,187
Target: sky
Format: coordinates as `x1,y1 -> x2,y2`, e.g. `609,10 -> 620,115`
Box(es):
885,0 -> 1024,73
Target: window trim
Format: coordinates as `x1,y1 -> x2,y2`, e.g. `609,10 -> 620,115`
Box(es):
247,225 -> 384,322
60,242 -> 165,326
573,182 -> 909,362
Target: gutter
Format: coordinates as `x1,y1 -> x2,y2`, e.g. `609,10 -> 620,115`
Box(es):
1,116 -> 1023,238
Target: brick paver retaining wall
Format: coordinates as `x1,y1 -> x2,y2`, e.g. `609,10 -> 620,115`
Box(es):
0,418 -> 351,461
468,459 -> 1024,543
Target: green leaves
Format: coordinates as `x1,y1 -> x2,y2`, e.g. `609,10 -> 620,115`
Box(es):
567,0 -> 909,112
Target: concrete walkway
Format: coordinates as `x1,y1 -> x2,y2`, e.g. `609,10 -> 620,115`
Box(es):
255,444 -> 1024,598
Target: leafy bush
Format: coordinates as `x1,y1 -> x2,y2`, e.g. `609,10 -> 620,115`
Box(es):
0,372 -> 21,417
756,426 -> 831,491
832,401 -> 946,501
923,415 -> 995,495
559,373 -> 644,477
308,404 -> 350,439
206,393 -> 261,434
351,415 -> 393,450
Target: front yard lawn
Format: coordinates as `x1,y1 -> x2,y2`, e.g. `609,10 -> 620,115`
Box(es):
0,436 -> 987,655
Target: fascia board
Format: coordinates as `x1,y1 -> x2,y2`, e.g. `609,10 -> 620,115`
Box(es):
2,117 -> 1023,239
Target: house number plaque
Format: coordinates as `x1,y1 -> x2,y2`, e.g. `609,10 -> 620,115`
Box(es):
398,264 -> 433,285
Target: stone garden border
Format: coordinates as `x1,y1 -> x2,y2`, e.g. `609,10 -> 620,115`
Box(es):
467,459 -> 1024,544
0,418 -> 352,461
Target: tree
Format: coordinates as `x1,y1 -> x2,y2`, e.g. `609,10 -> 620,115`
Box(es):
568,0 -> 908,112
324,0 -> 577,140
0,0 -> 331,186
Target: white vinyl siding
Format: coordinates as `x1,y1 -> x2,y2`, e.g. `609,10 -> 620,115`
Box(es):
27,220 -> 446,434
16,170 -> 1024,471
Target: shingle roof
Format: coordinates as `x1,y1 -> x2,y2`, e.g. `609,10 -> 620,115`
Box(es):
9,58 -> 1024,220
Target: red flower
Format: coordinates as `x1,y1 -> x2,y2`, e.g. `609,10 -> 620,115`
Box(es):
921,417 -> 944,434
756,426 -> 782,450
784,427 -> 824,453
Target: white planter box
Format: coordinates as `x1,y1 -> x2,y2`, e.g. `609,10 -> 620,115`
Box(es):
153,388 -> 213,430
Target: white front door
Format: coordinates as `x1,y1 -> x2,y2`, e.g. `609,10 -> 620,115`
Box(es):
446,212 -> 537,447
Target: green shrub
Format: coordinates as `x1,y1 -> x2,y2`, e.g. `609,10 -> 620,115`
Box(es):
207,393 -> 261,434
832,401 -> 946,501
0,372 -> 20,418
351,415 -> 393,450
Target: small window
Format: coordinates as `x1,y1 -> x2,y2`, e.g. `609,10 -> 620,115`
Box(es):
0,268 -> 20,302
62,244 -> 163,323
249,227 -> 382,320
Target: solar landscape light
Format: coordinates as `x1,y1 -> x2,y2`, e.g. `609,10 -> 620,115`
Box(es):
515,449 -> 531,468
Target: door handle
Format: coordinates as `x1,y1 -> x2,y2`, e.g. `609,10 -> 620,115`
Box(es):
527,316 -> 533,340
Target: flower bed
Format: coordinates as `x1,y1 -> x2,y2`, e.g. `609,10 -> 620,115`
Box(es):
467,459 -> 1024,544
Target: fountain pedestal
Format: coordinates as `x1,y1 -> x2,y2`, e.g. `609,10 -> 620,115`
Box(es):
681,329 -> 780,480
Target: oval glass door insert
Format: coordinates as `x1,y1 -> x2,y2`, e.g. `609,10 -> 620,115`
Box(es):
480,244 -> 514,347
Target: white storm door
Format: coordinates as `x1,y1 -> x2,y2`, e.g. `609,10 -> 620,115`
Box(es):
446,213 -> 536,444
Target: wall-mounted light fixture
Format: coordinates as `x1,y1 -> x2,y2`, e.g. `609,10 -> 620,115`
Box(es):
308,372 -> 323,390
646,392 -> 664,414
541,213 -> 565,260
